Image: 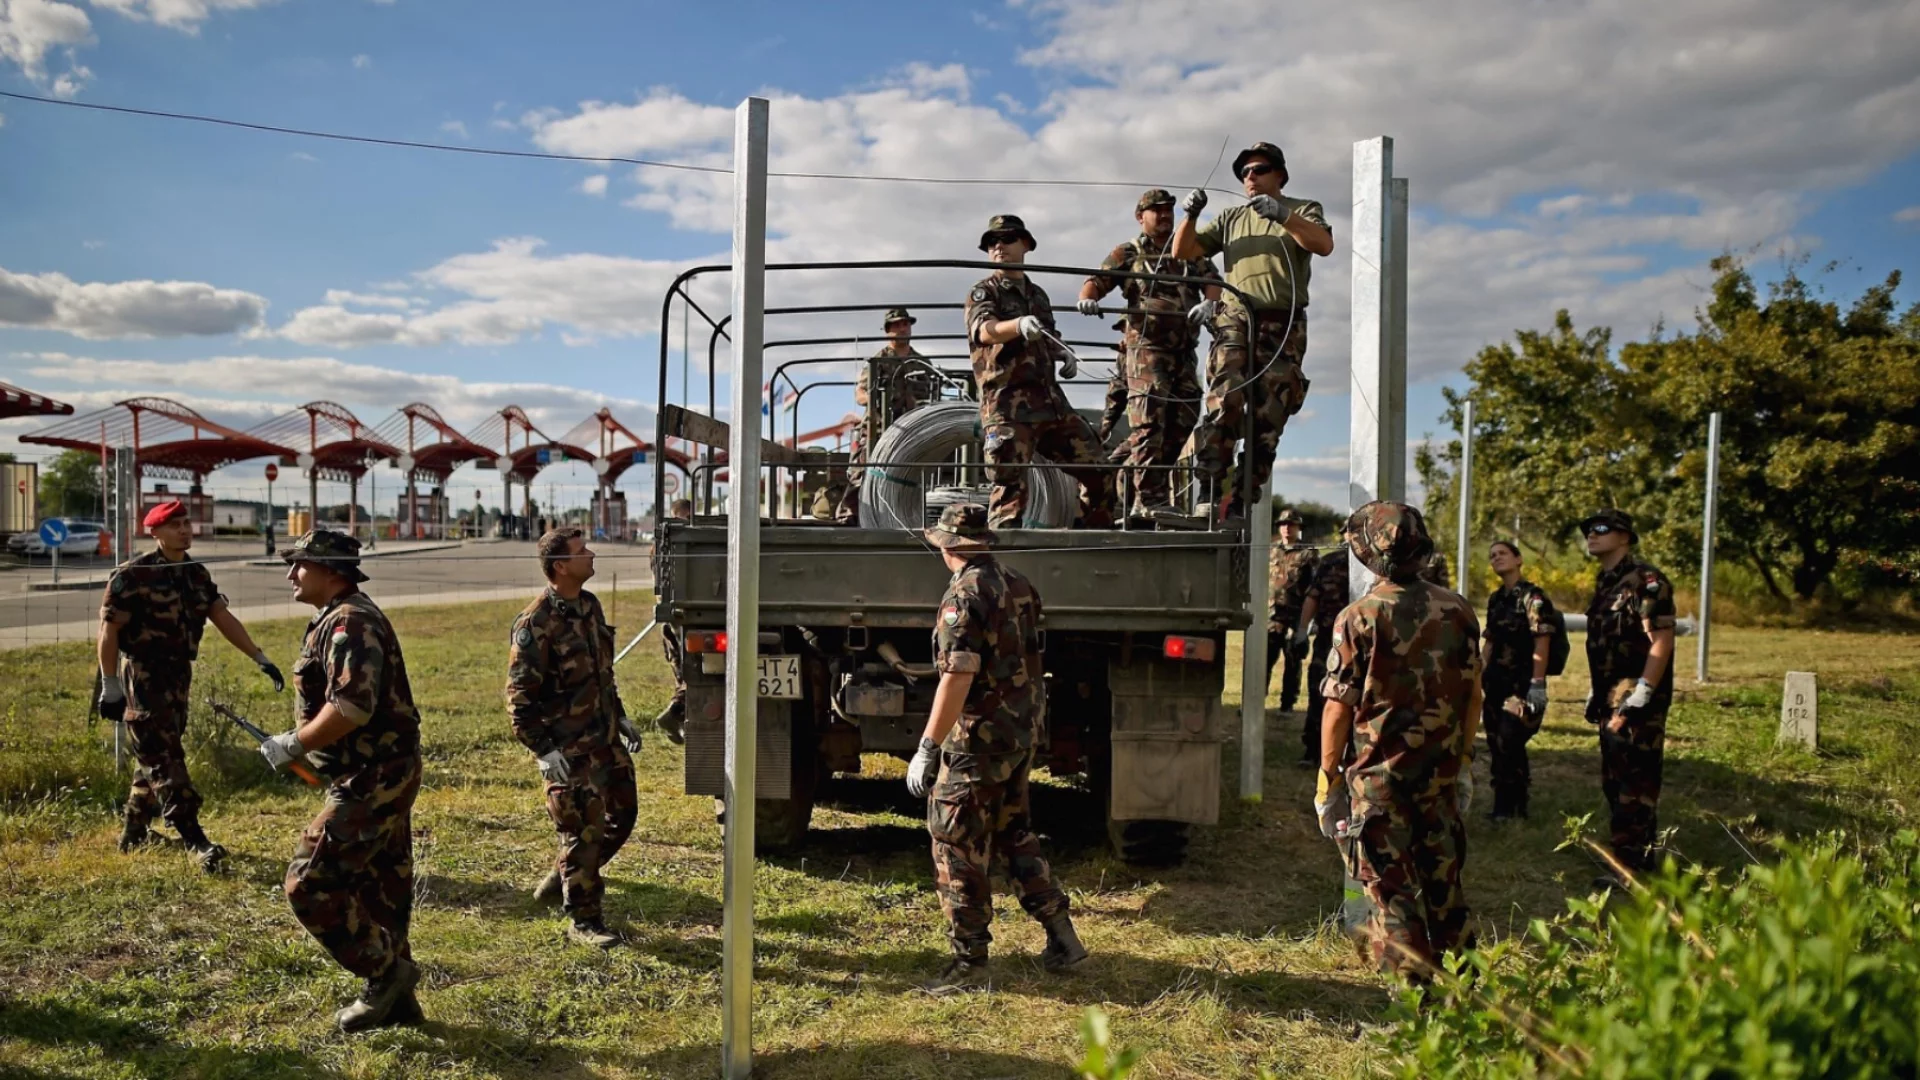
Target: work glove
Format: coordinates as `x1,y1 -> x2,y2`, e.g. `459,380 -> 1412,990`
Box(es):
537,749 -> 572,787
1016,315 -> 1046,342
1182,188 -> 1208,215
98,672 -> 127,723
1249,194 -> 1286,222
253,650 -> 285,693
1058,352 -> 1079,380
260,730 -> 307,772
1290,624 -> 1314,659
1313,768 -> 1348,841
1188,298 -> 1220,326
617,715 -> 644,755
1527,678 -> 1549,715
1621,679 -> 1654,712
1456,767 -> 1475,816
906,737 -> 941,800
1076,297 -> 1101,316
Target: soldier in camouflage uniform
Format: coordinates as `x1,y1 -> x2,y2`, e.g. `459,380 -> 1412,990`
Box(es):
96,499 -> 285,871
1075,189 -> 1220,515
1579,509 -> 1676,880
905,504 -> 1087,992
1421,552 -> 1452,589
1290,544 -> 1350,766
1316,501 -> 1481,980
838,308 -> 934,524
1262,508 -> 1319,713
654,499 -> 692,743
1172,143 -> 1334,519
506,528 -> 645,948
259,530 -> 424,1032
965,214 -> 1117,529
1482,540 -> 1557,820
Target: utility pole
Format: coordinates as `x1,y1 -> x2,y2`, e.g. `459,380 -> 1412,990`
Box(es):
1349,138 -> 1409,593
1697,412 -> 1722,682
1456,399 -> 1474,595
1240,478 -> 1273,801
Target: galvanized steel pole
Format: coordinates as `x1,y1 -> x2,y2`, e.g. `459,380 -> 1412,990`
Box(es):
1240,477 -> 1272,801
1697,411 -> 1721,682
1349,136 -> 1395,599
719,95 -> 769,1080
1456,400 -> 1473,595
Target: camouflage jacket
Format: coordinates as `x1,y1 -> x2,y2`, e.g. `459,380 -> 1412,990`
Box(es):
1321,580 -> 1483,807
1484,578 -> 1555,691
294,589 -> 422,777
932,554 -> 1045,756
505,587 -> 626,757
1585,554 -> 1677,718
1268,542 -> 1320,632
100,550 -> 222,668
965,274 -> 1071,419
856,347 -> 933,447
1305,548 -> 1350,641
1086,233 -> 1220,352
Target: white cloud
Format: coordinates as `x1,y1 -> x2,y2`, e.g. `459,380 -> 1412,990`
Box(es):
321,289 -> 416,310
579,174 -> 608,197
351,52 -> 370,69
0,0 -> 93,88
438,119 -> 467,138
0,264 -> 268,338
1896,206 -> 1920,225
86,0 -> 278,33
289,151 -> 318,162
80,239 -> 105,250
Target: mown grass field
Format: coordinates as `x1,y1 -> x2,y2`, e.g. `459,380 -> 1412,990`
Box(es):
2,591 -> 1917,1079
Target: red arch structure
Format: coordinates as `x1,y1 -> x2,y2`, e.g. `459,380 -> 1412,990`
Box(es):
245,401 -> 400,535
464,406 -> 595,534
371,403 -> 494,539
0,382 -> 75,421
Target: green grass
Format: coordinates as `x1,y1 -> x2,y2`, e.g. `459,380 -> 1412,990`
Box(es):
3,594 -> 1918,1078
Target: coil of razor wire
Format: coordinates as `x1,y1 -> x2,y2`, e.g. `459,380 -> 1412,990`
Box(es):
858,402 -> 1076,531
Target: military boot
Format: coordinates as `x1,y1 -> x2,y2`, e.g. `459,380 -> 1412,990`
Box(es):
921,955 -> 989,995
567,917 -> 620,949
532,870 -> 563,905
174,821 -> 227,873
655,699 -> 686,746
336,957 -> 420,1033
1040,915 -> 1089,973
1487,787 -> 1512,822
387,990 -> 427,1028
118,812 -> 154,853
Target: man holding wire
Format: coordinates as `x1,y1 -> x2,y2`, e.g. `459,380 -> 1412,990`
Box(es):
1171,141 -> 1334,520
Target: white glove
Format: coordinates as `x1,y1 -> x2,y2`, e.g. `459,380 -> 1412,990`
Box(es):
1059,352 -> 1079,380
537,749 -> 572,786
260,730 -> 307,772
1182,188 -> 1208,215
617,715 -> 644,754
1076,297 -> 1101,316
906,737 -> 941,799
1527,679 -> 1549,714
1622,679 -> 1654,711
1016,315 -> 1046,341
100,673 -> 125,703
1188,298 -> 1220,326
1456,767 -> 1474,816
1249,194 -> 1286,221
1313,769 -> 1348,841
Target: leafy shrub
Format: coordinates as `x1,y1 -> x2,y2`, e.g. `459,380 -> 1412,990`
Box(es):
1388,833 -> 1920,1078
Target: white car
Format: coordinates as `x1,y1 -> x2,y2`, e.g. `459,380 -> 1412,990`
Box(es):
10,519 -> 105,557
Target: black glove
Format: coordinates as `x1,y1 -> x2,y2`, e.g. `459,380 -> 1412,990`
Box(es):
254,652 -> 285,693
99,673 -> 127,723
1289,626 -> 1313,659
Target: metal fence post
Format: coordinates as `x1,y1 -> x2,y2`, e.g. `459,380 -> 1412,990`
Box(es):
1456,399 -> 1473,595
1697,411 -> 1721,682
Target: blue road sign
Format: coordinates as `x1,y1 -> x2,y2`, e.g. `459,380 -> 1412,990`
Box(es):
631,450 -> 648,464
537,449 -> 552,465
38,519 -> 68,547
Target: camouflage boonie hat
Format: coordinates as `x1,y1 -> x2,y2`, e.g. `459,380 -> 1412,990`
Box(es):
1579,508 -> 1637,543
1136,188 -> 1176,212
1343,500 -> 1434,582
978,214 -> 1038,252
882,307 -> 917,327
1274,507 -> 1306,527
281,528 -> 369,583
1231,141 -> 1287,181
924,503 -> 997,550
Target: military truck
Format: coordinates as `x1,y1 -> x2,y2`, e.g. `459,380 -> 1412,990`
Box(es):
649,259 -> 1263,863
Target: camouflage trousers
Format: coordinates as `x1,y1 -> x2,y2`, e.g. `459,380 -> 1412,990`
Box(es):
1482,681 -> 1542,805
1188,307 -> 1309,512
1599,709 -> 1665,872
981,397 -> 1118,530
1262,631 -> 1307,712
123,664 -> 203,832
661,625 -> 685,714
1303,637 -> 1333,760
927,749 -> 1069,961
1343,792 -> 1470,980
286,753 -> 422,981
543,741 -> 639,920
1114,343 -> 1201,510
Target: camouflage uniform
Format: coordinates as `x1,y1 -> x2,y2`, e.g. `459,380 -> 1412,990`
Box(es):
928,547 -> 1068,960
965,215 -> 1117,529
1583,515 -> 1676,872
285,585 -> 424,984
1322,502 -> 1480,978
1483,578 -> 1556,815
841,341 -> 933,523
1263,526 -> 1320,712
100,550 -> 221,838
505,587 -> 638,921
1083,222 -> 1215,510
1301,547 -> 1350,760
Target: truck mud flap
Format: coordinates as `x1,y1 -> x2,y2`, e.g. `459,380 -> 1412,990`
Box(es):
683,686 -> 793,800
1107,653 -> 1223,826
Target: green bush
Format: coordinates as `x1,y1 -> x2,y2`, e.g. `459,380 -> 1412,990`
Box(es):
1388,833 -> 1920,1078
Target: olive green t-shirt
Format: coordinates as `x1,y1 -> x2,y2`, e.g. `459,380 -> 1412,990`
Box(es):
1194,196 -> 1329,311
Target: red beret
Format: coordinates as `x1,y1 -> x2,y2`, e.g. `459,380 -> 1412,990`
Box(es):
143,500 -> 187,528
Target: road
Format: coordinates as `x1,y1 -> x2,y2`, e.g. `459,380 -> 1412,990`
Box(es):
0,540 -> 657,651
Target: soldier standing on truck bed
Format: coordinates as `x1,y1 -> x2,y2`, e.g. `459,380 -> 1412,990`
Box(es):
506,527 -> 645,948
964,214 -> 1117,529
97,499 -> 286,872
1075,189 -> 1221,518
1171,142 -> 1334,520
905,503 -> 1088,993
1263,508 -> 1319,713
836,307 -> 933,524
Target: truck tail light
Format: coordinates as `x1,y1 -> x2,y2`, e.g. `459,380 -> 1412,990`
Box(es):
686,631 -> 728,653
1162,635 -> 1216,662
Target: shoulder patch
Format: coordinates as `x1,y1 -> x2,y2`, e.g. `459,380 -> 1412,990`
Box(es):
941,604 -> 961,626
330,628 -> 350,648
970,285 -> 990,303
516,626 -> 535,648
110,574 -> 128,594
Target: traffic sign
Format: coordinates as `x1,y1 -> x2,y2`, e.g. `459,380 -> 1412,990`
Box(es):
631,449 -> 648,464
264,463 -> 279,482
663,473 -> 681,495
38,519 -> 68,546
295,452 -> 316,470
537,448 -> 552,465
494,455 -> 513,473
15,479 -> 24,495
592,457 -> 612,477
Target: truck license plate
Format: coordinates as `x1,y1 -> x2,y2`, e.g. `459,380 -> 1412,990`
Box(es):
757,655 -> 802,699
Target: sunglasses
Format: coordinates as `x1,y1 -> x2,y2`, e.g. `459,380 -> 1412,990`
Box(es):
1238,162 -> 1276,179
1584,523 -> 1615,536
984,232 -> 1022,247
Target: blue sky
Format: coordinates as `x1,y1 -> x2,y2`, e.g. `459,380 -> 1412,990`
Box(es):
3,0 -> 1917,514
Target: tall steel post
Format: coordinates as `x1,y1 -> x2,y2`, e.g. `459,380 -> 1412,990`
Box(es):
1456,399 -> 1474,595
719,95 -> 769,1080
1240,477 -> 1273,801
1349,137 -> 1406,597
1697,411 -> 1721,682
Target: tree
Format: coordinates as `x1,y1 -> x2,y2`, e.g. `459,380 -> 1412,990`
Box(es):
38,450 -> 101,519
